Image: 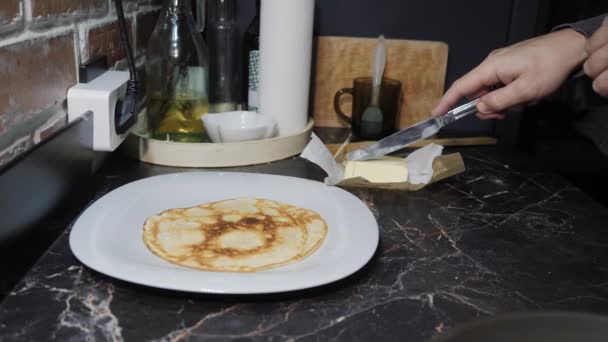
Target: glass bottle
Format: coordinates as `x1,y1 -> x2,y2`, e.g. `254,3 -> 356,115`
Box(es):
144,0 -> 210,143
206,0 -> 239,112
243,0 -> 260,112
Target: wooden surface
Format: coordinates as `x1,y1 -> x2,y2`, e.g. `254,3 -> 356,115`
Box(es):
312,36 -> 449,129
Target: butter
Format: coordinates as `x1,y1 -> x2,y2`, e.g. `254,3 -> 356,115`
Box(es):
343,157 -> 408,183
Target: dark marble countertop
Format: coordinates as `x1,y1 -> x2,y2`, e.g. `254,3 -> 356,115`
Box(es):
2,142 -> 608,341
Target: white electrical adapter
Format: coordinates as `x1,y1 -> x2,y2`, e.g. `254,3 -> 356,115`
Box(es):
67,70 -> 132,152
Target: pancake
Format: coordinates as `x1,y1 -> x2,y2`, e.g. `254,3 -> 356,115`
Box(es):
143,198 -> 328,272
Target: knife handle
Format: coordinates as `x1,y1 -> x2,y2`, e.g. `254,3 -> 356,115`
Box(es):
436,99 -> 479,127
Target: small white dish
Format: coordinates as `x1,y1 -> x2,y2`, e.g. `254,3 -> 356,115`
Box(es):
202,111 -> 277,143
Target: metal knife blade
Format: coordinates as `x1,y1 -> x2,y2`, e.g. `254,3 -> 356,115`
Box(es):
347,99 -> 479,161
346,117 -> 440,161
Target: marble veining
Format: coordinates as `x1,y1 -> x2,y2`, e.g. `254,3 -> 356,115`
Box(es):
2,147 -> 608,341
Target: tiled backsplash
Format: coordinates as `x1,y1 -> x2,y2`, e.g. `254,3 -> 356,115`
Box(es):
0,0 -> 160,167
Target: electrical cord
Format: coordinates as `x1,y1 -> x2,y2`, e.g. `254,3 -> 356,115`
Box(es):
113,0 -> 139,134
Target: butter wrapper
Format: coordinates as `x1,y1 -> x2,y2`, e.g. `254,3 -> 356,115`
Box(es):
301,134 -> 465,190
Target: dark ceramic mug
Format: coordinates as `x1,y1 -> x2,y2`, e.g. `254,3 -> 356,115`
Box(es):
334,77 -> 402,140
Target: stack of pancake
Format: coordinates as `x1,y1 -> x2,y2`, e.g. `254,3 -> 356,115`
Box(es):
143,198 -> 327,272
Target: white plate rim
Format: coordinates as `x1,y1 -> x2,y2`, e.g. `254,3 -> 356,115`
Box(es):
69,172 -> 379,294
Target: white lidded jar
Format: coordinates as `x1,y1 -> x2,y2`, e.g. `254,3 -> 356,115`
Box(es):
258,0 -> 314,136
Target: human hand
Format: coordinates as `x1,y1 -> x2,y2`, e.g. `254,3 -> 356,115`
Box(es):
583,17 -> 608,97
432,29 -> 588,119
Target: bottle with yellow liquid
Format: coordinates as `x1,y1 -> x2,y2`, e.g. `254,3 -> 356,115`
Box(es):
144,0 -> 210,143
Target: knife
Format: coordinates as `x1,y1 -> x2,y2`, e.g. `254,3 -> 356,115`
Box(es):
347,99 -> 479,161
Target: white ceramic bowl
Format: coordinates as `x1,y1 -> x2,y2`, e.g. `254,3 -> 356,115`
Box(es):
202,111 -> 278,143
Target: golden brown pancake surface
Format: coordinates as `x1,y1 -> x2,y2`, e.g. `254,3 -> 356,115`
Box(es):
143,198 -> 328,272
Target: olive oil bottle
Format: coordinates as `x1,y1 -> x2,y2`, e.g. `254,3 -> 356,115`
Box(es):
145,0 -> 210,143
147,93 -> 209,142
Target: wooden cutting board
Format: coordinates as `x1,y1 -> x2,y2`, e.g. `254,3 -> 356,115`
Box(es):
312,36 -> 448,129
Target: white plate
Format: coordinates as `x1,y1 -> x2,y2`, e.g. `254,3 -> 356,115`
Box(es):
69,172 -> 379,294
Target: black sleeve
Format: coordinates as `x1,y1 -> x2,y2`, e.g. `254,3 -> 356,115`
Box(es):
552,14 -> 607,38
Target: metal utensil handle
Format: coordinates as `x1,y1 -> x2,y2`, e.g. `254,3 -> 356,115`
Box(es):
437,99 -> 479,127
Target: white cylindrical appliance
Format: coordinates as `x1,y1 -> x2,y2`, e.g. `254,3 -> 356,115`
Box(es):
258,0 -> 314,136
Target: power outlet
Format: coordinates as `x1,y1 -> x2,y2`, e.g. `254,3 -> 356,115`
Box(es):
67,71 -> 132,152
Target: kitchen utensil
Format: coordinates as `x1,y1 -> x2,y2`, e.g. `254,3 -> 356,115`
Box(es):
69,172 -> 379,294
347,99 -> 479,161
334,77 -> 401,140
202,111 -> 277,143
360,35 -> 386,138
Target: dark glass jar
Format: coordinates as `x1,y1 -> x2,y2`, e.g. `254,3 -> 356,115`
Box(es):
206,0 -> 239,112
243,0 -> 260,111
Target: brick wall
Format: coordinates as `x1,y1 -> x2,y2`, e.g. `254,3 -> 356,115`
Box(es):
0,0 -> 161,167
